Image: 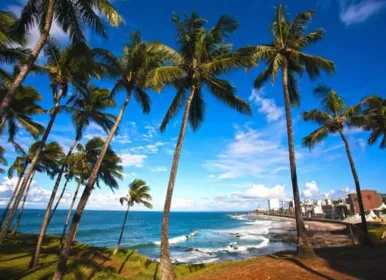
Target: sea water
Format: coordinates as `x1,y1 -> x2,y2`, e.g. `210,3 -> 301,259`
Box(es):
5,210 -> 295,264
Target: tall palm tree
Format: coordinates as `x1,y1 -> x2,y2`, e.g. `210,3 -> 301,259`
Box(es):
0,41 -> 109,247
249,6 -> 335,258
351,95 -> 386,149
29,84 -> 116,268
0,67 -> 45,149
0,0 -> 123,120
54,138 -> 122,280
10,141 -> 64,235
302,85 -> 372,246
114,179 -> 152,254
147,12 -> 253,280
53,30 -> 162,280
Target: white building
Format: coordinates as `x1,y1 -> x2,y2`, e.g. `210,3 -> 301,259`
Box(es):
268,198 -> 280,211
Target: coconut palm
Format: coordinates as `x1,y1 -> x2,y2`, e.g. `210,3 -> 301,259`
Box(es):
0,10 -> 29,79
54,138 -> 122,280
0,146 -> 6,174
302,85 -> 371,246
351,95 -> 386,149
146,12 -> 253,279
114,179 -> 152,254
0,67 -> 45,149
29,84 -> 116,268
0,40 -> 111,247
53,31 -> 162,280
249,6 -> 335,258
0,0 -> 123,120
10,141 -> 64,235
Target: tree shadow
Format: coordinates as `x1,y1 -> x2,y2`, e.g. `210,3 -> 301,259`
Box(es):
286,257 -> 336,280
153,263 -> 159,280
118,251 -> 134,274
188,263 -> 206,273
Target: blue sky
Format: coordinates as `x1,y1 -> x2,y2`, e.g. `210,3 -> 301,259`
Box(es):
0,0 -> 385,211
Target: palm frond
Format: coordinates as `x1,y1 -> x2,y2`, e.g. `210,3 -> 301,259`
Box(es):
302,126 -> 329,150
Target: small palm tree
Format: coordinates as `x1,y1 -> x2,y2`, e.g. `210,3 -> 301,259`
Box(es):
0,67 -> 45,148
53,31 -> 162,280
249,6 -> 335,258
30,83 -> 116,268
302,85 -> 372,246
0,0 -> 123,120
114,179 -> 152,254
53,138 -> 123,279
10,141 -> 64,235
147,12 -> 253,279
351,95 -> 386,149
0,40 -> 111,248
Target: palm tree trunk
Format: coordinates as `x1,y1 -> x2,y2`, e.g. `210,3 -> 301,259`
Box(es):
114,205 -> 130,255
59,179 -> 82,245
338,129 -> 372,246
0,167 -> 26,228
10,171 -> 36,235
160,87 -> 196,280
0,88 -> 64,247
0,0 -> 56,120
29,137 -> 78,268
53,93 -> 131,280
281,63 -> 315,258
48,176 -> 71,225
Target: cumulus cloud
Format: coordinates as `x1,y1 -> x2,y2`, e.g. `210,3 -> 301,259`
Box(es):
303,181 -> 320,198
249,89 -> 284,122
339,0 -> 386,25
119,153 -> 147,167
241,184 -> 285,199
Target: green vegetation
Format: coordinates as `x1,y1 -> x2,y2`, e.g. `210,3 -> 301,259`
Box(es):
368,227 -> 386,241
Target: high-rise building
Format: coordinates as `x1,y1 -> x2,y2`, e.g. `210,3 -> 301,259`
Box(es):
268,198 -> 280,211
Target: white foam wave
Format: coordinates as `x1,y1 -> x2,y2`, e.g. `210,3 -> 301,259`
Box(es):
199,236 -> 270,254
153,231 -> 198,246
229,214 -> 248,221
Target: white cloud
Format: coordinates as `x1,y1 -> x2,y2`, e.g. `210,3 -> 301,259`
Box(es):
150,166 -> 167,172
339,0 -> 386,25
130,141 -> 166,154
357,138 -> 367,151
249,89 -> 284,122
303,181 -> 320,198
119,153 -> 147,167
204,123 -> 290,180
242,184 -> 286,199
142,125 -> 157,139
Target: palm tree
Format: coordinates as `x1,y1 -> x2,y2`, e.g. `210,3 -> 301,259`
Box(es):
0,146 -> 6,174
54,138 -> 122,280
53,30 -> 162,280
249,6 -> 335,258
302,85 -> 372,246
351,95 -> 386,149
147,12 -> 253,279
0,41 -> 111,247
10,141 -> 64,235
0,10 -> 29,80
114,179 -> 152,254
29,84 -> 116,268
0,0 -> 123,120
0,155 -> 27,228
0,67 -> 45,149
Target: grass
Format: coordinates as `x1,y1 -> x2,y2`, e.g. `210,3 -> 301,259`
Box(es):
369,226 -> 386,241
0,233 -> 240,280
1,233 -> 385,279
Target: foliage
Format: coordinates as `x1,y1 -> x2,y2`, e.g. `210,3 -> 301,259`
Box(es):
120,179 -> 153,209
147,12 -> 253,132
249,5 -> 335,106
302,85 -> 361,149
0,67 -> 45,147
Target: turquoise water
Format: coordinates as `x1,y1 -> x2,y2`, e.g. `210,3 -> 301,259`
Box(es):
6,209 -> 295,263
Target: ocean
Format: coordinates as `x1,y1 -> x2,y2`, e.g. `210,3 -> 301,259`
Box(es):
7,209 -> 296,264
